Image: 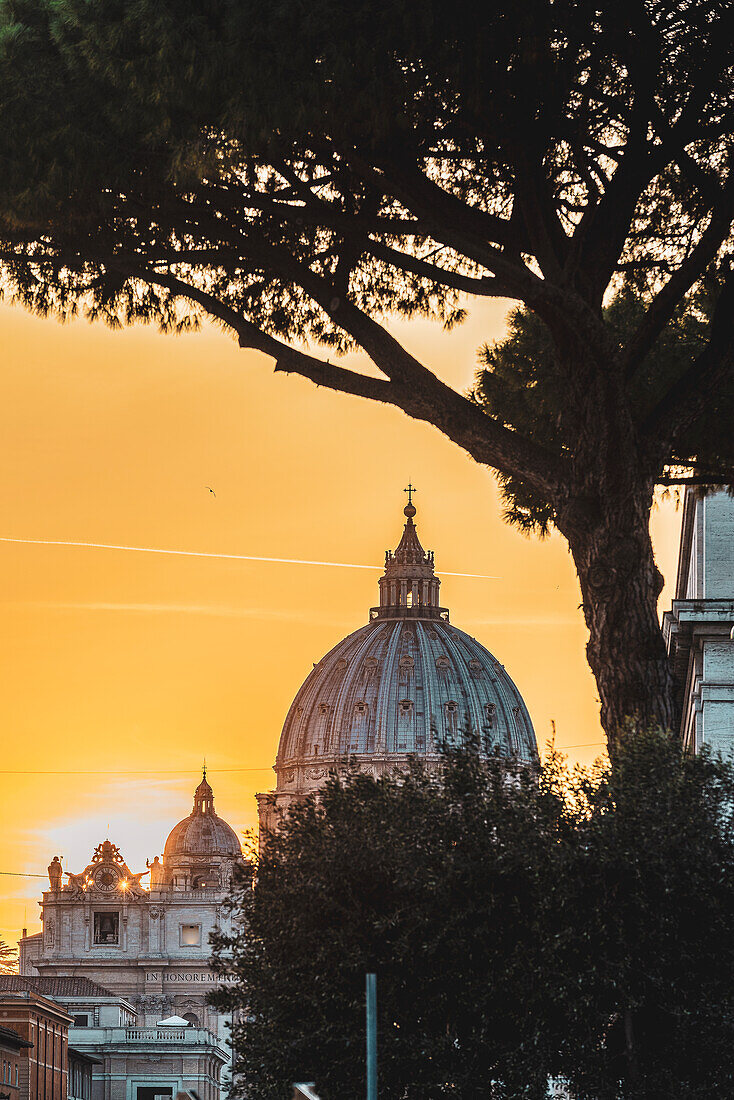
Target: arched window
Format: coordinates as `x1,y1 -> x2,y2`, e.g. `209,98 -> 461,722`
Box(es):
350,701 -> 369,751
182,1012 -> 200,1028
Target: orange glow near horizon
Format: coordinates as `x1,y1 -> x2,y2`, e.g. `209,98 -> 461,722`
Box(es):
0,299 -> 682,946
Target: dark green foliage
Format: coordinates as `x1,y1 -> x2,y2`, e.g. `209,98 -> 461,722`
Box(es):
211,737 -> 734,1099
474,290 -> 718,534
556,731 -> 734,1098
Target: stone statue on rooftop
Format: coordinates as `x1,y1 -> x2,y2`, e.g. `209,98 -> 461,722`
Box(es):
47,856 -> 62,890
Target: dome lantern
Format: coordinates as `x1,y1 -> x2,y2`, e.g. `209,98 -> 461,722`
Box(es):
372,489 -> 448,621
193,767 -> 214,815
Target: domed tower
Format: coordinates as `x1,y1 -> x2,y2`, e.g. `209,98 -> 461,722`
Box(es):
162,769 -> 242,889
257,496 -> 538,835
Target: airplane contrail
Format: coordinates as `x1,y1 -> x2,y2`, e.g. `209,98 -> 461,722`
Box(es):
0,536 -> 499,580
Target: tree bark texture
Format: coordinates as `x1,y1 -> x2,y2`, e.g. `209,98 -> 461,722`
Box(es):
561,494 -> 677,747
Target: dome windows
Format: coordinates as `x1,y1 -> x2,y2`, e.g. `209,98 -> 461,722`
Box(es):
512,705 -> 527,753
444,700 -> 459,739
399,654 -> 414,670
485,703 -> 496,729
398,699 -> 413,716
350,701 -> 369,751
314,704 -> 332,753
436,655 -> 451,670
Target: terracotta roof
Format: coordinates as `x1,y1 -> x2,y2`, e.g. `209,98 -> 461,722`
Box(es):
0,976 -> 114,997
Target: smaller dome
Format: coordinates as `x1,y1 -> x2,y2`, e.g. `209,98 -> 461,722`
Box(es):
164,771 -> 241,860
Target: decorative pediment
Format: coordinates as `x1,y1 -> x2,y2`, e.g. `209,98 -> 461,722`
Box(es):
64,840 -> 148,897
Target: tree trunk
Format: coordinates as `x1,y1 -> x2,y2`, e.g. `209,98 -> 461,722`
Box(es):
559,492 -> 678,751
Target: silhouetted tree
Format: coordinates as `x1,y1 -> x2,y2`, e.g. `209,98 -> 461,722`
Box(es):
2,0 -> 734,744
211,737 -> 734,1099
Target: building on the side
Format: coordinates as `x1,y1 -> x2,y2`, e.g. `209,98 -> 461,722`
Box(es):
0,988 -> 71,1100
663,487 -> 734,754
17,774 -> 242,1100
0,977 -> 223,1100
0,1024 -> 31,1100
66,1049 -> 98,1100
258,497 -> 538,834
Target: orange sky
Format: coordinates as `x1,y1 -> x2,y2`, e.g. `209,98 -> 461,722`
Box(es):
0,297 -> 683,947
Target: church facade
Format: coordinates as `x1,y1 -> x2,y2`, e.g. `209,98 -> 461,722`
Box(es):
18,774 -> 242,1100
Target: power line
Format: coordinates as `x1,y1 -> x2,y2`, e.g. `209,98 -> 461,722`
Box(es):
0,767 -> 272,775
0,871 -> 47,879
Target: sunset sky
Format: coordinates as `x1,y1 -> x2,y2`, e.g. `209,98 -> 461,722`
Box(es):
0,296 -> 683,946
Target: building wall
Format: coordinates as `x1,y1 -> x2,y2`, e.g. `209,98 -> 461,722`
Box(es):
69,1031 -> 223,1100
0,1035 -> 24,1100
26,888 -> 233,1040
67,1052 -> 93,1100
0,995 -> 71,1100
664,488 -> 734,754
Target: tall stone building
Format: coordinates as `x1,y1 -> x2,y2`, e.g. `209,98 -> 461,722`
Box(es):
664,487 -> 734,754
258,498 -> 538,833
18,774 -> 242,1100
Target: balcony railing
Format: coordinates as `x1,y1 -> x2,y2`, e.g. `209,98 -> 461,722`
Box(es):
126,1028 -> 189,1041
69,1025 -> 221,1048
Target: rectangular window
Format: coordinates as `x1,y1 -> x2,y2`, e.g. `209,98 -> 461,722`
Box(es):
72,1014 -> 89,1027
179,923 -> 202,947
93,911 -> 119,945
136,1088 -> 173,1100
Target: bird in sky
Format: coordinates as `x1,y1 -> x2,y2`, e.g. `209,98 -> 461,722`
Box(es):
206,486 -> 216,497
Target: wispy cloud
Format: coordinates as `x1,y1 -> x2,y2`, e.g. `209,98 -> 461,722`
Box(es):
0,535 -> 499,580
23,601 -> 333,622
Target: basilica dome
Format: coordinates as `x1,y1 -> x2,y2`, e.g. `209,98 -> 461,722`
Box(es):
258,497 -> 537,833
164,774 -> 241,862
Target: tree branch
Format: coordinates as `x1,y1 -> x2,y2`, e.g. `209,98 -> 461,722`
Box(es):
128,264 -> 566,496
623,178 -> 734,377
363,240 -> 510,297
643,268 -> 734,445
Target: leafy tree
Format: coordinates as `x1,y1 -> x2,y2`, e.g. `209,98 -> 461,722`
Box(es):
549,730 -> 734,1098
0,938 -> 17,973
211,754 -> 565,1099
1,0 -> 734,744
211,739 -> 734,1099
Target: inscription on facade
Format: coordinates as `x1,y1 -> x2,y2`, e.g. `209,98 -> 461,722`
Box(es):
145,970 -> 232,984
